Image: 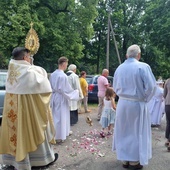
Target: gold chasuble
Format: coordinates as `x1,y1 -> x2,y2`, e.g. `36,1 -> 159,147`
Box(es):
0,59 -> 55,162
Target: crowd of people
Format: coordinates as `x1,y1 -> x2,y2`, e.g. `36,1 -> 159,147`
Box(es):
0,44 -> 170,170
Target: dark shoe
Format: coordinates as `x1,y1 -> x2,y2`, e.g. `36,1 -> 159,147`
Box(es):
69,131 -> 73,136
32,153 -> 58,169
107,131 -> 113,135
122,162 -> 129,168
100,131 -> 105,138
129,163 -> 143,169
165,142 -> 169,147
47,153 -> 59,166
151,124 -> 156,128
167,146 -> 170,151
2,165 -> 15,170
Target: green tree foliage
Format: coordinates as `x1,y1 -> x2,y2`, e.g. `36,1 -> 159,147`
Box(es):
0,0 -> 170,79
83,0 -> 146,75
81,0 -> 108,74
0,0 -> 98,72
0,0 -> 33,64
85,0 -> 170,79
141,0 -> 170,79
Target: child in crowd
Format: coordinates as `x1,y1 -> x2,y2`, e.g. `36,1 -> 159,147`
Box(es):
99,87 -> 116,137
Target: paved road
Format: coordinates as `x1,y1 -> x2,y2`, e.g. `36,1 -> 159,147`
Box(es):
1,106 -> 170,170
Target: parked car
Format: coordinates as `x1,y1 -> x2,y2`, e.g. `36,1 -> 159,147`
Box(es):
86,75 -> 116,102
0,71 -> 7,122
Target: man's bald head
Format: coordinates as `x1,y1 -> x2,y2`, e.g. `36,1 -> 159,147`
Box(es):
102,69 -> 109,77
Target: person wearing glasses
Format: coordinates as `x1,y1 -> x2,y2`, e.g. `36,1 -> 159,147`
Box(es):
0,47 -> 58,169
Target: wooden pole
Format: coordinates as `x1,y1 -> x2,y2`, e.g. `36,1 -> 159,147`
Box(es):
109,19 -> 121,64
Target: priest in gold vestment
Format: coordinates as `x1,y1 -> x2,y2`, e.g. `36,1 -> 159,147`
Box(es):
0,47 -> 58,170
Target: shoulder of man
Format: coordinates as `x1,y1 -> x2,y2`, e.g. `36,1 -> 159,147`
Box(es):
97,75 -> 102,81
138,61 -> 150,67
165,78 -> 170,84
66,70 -> 73,76
30,65 -> 48,77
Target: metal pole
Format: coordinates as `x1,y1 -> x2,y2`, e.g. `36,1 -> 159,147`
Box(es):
106,12 -> 110,69
109,19 -> 121,64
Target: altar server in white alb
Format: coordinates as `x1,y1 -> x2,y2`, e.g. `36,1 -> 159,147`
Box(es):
66,64 -> 84,125
147,79 -> 165,127
50,57 -> 79,142
112,44 -> 156,169
0,47 -> 58,170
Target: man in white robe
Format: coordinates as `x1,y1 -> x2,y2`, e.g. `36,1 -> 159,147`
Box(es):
66,64 -> 83,125
0,47 -> 57,170
147,80 -> 164,127
112,44 -> 156,169
50,57 -> 79,141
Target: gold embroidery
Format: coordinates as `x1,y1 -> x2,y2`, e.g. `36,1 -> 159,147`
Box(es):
10,134 -> 17,146
9,100 -> 14,106
7,64 -> 21,85
4,93 -> 18,156
8,109 -> 17,122
11,125 -> 16,131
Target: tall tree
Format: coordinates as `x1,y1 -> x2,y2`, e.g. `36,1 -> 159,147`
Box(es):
81,0 -> 108,74
0,0 -> 98,72
141,0 -> 170,79
83,0 -> 146,75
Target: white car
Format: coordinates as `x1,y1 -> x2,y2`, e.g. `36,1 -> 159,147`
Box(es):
0,71 -> 7,122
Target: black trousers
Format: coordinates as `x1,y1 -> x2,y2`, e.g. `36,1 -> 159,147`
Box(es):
70,110 -> 78,126
165,105 -> 170,141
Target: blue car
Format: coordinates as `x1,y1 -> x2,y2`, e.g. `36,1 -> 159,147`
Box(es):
86,75 -> 114,102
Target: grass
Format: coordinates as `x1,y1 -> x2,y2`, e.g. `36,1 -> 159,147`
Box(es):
88,102 -> 98,107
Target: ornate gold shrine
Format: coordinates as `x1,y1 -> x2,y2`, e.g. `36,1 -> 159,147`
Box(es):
25,22 -> 40,56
